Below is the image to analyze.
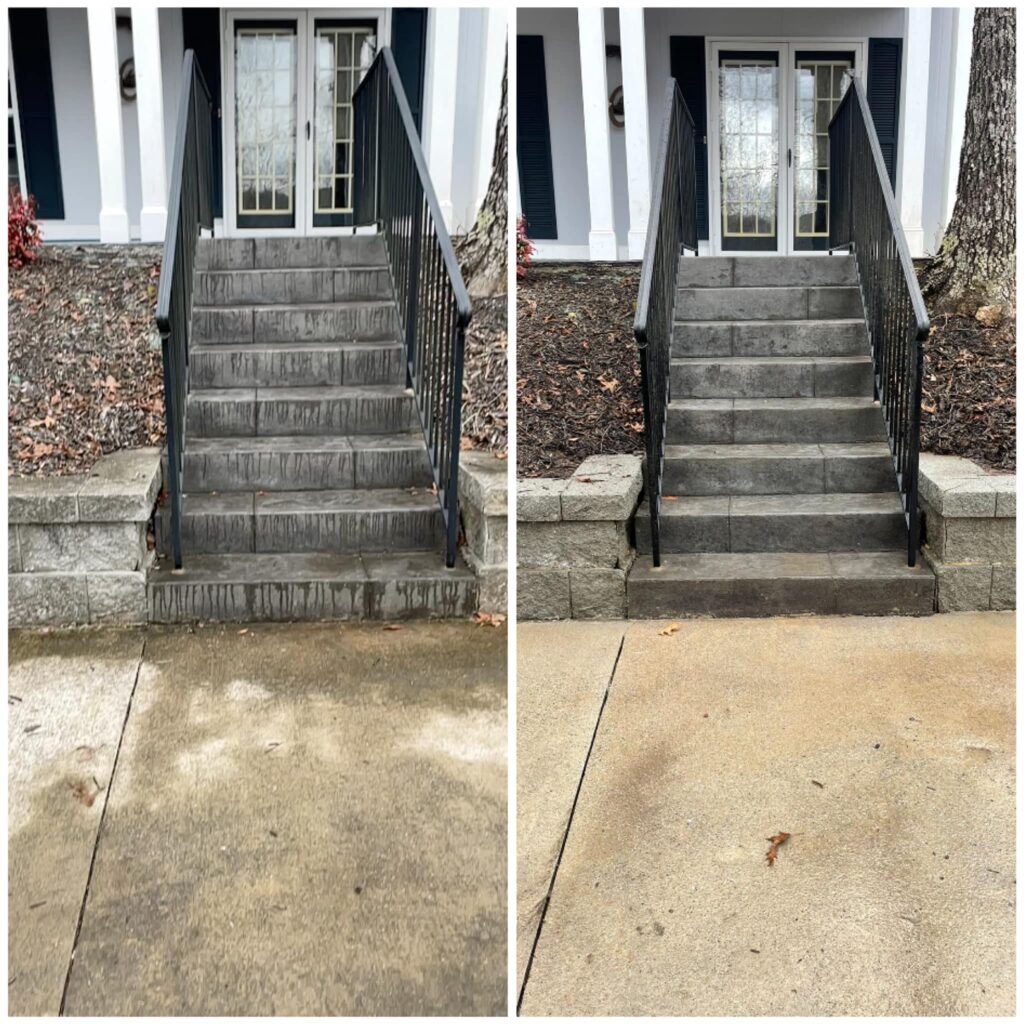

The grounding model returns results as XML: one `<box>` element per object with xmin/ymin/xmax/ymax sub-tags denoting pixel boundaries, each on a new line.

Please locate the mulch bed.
<box><xmin>517</xmin><ymin>262</ymin><xmax>642</xmax><ymax>478</ymax></box>
<box><xmin>920</xmin><ymin>310</ymin><xmax>1015</xmax><ymax>472</ymax></box>
<box><xmin>8</xmin><ymin>245</ymin><xmax>165</xmax><ymax>477</ymax></box>
<box><xmin>461</xmin><ymin>295</ymin><xmax>508</xmax><ymax>454</ymax></box>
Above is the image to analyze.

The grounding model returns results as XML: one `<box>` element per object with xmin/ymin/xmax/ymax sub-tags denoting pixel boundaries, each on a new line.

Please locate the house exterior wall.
<box><xmin>21</xmin><ymin>7</ymin><xmax>496</xmax><ymax>242</ymax></box>
<box><xmin>519</xmin><ymin>7</ymin><xmax>966</xmax><ymax>261</ymax></box>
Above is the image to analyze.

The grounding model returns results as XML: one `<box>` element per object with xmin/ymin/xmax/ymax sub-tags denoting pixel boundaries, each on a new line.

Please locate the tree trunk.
<box><xmin>457</xmin><ymin>57</ymin><xmax>507</xmax><ymax>299</ymax></box>
<box><xmin>920</xmin><ymin>8</ymin><xmax>1016</xmax><ymax>313</ymax></box>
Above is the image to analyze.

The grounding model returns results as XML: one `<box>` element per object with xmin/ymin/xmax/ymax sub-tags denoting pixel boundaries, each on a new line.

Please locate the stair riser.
<box><xmin>197</xmin><ymin>236</ymin><xmax>388</xmax><ymax>271</ymax></box>
<box><xmin>195</xmin><ymin>267</ymin><xmax>392</xmax><ymax>306</ymax></box>
<box><xmin>627</xmin><ymin>575</ymin><xmax>934</xmax><ymax>618</ymax></box>
<box><xmin>667</xmin><ymin>405</ymin><xmax>885</xmax><ymax>444</ymax></box>
<box><xmin>183</xmin><ymin>447</ymin><xmax>431</xmax><ymax>492</ymax></box>
<box><xmin>671</xmin><ymin>360</ymin><xmax>872</xmax><ymax>399</ymax></box>
<box><xmin>158</xmin><ymin>508</ymin><xmax>440</xmax><ymax>556</ymax></box>
<box><xmin>676</xmin><ymin>287</ymin><xmax>862</xmax><ymax>321</ymax></box>
<box><xmin>187</xmin><ymin>395</ymin><xmax>416</xmax><ymax>437</ymax></box>
<box><xmin>148</xmin><ymin>576</ymin><xmax>476</xmax><ymax>623</ymax></box>
<box><xmin>191</xmin><ymin>345</ymin><xmax>404</xmax><ymax>388</ymax></box>
<box><xmin>193</xmin><ymin>304</ymin><xmax>399</xmax><ymax>344</ymax></box>
<box><xmin>673</xmin><ymin>320</ymin><xmax>868</xmax><ymax>358</ymax></box>
<box><xmin>663</xmin><ymin>454</ymin><xmax>895</xmax><ymax>495</ymax></box>
<box><xmin>676</xmin><ymin>257</ymin><xmax>857</xmax><ymax>288</ymax></box>
<box><xmin>635</xmin><ymin>511</ymin><xmax>905</xmax><ymax>554</ymax></box>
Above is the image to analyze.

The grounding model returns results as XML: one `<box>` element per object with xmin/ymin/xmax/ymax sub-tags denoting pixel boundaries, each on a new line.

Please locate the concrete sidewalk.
<box><xmin>518</xmin><ymin>613</ymin><xmax>1015</xmax><ymax>1017</ymax></box>
<box><xmin>9</xmin><ymin>621</ymin><xmax>507</xmax><ymax>1016</ymax></box>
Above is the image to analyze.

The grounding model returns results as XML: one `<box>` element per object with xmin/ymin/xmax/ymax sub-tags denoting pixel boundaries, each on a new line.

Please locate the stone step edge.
<box><xmin>626</xmin><ymin>551</ymin><xmax>932</xmax><ymax>580</ymax></box>
<box><xmin>636</xmin><ymin>492</ymin><xmax>904</xmax><ymax>516</ymax></box>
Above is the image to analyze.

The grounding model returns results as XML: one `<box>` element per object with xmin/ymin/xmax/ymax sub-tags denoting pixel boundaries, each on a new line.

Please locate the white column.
<box><xmin>620</xmin><ymin>7</ymin><xmax>650</xmax><ymax>260</ymax></box>
<box><xmin>474</xmin><ymin>7</ymin><xmax>506</xmax><ymax>217</ymax></box>
<box><xmin>132</xmin><ymin>6</ymin><xmax>167</xmax><ymax>241</ymax></box>
<box><xmin>577</xmin><ymin>8</ymin><xmax>616</xmax><ymax>260</ymax></box>
<box><xmin>944</xmin><ymin>7</ymin><xmax>974</xmax><ymax>233</ymax></box>
<box><xmin>897</xmin><ymin>7</ymin><xmax>931</xmax><ymax>257</ymax></box>
<box><xmin>87</xmin><ymin>8</ymin><xmax>130</xmax><ymax>242</ymax></box>
<box><xmin>422</xmin><ymin>7</ymin><xmax>460</xmax><ymax>230</ymax></box>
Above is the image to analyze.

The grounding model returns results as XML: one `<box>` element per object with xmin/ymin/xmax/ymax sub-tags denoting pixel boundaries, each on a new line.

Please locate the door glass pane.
<box><xmin>794</xmin><ymin>61</ymin><xmax>852</xmax><ymax>241</ymax></box>
<box><xmin>235</xmin><ymin>25</ymin><xmax>297</xmax><ymax>228</ymax></box>
<box><xmin>719</xmin><ymin>58</ymin><xmax>778</xmax><ymax>246</ymax></box>
<box><xmin>313</xmin><ymin>22</ymin><xmax>376</xmax><ymax>223</ymax></box>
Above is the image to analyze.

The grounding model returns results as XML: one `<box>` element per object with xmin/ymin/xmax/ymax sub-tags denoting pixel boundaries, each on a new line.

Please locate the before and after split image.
<box><xmin>5</xmin><ymin>2</ymin><xmax>1017</xmax><ymax>1018</ymax></box>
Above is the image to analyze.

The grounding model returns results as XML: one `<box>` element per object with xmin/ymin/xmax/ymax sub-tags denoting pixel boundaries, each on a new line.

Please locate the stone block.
<box><xmin>78</xmin><ymin>449</ymin><xmax>162</xmax><ymax>521</ymax></box>
<box><xmin>9</xmin><ymin>528</ymin><xmax>21</xmax><ymax>572</ymax></box>
<box><xmin>461</xmin><ymin>499</ymin><xmax>508</xmax><ymax>568</ymax></box>
<box><xmin>991</xmin><ymin>476</ymin><xmax>1016</xmax><ymax>517</ymax></box>
<box><xmin>561</xmin><ymin>455</ymin><xmax>644</xmax><ymax>521</ymax></box>
<box><xmin>991</xmin><ymin>563</ymin><xmax>1016</xmax><ymax>610</ymax></box>
<box><xmin>519</xmin><ymin>521</ymin><xmax>620</xmax><ymax>568</ymax></box>
<box><xmin>87</xmin><ymin>572</ymin><xmax>148</xmax><ymax>624</ymax></box>
<box><xmin>570</xmin><ymin>568</ymin><xmax>626</xmax><ymax>619</ymax></box>
<box><xmin>459</xmin><ymin>451</ymin><xmax>508</xmax><ymax>517</ymax></box>
<box><xmin>518</xmin><ymin>568</ymin><xmax>570</xmax><ymax>620</ymax></box>
<box><xmin>928</xmin><ymin>558</ymin><xmax>994</xmax><ymax>613</ymax></box>
<box><xmin>18</xmin><ymin>522</ymin><xmax>146</xmax><ymax>573</ymax></box>
<box><xmin>938</xmin><ymin>517</ymin><xmax>1015</xmax><ymax>563</ymax></box>
<box><xmin>9</xmin><ymin>574</ymin><xmax>89</xmax><ymax>627</ymax></box>
<box><xmin>473</xmin><ymin>564</ymin><xmax>508</xmax><ymax>615</ymax></box>
<box><xmin>8</xmin><ymin>477</ymin><xmax>81</xmax><ymax>524</ymax></box>
<box><xmin>518</xmin><ymin>478</ymin><xmax>567</xmax><ymax>521</ymax></box>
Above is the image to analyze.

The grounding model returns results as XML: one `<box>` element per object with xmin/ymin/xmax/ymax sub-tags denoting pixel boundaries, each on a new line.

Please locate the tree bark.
<box><xmin>457</xmin><ymin>57</ymin><xmax>507</xmax><ymax>299</ymax></box>
<box><xmin>920</xmin><ymin>8</ymin><xmax>1016</xmax><ymax>313</ymax></box>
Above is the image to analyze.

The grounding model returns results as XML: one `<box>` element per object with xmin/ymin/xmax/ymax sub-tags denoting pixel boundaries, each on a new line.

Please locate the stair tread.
<box><xmin>190</xmin><ymin>384</ymin><xmax>411</xmax><ymax>399</ymax></box>
<box><xmin>149</xmin><ymin>550</ymin><xmax>473</xmax><ymax>583</ymax></box>
<box><xmin>677</xmin><ymin>284</ymin><xmax>860</xmax><ymax>291</ymax></box>
<box><xmin>193</xmin><ymin>298</ymin><xmax>395</xmax><ymax>312</ymax></box>
<box><xmin>670</xmin><ymin>396</ymin><xmax>879</xmax><ymax>410</ymax></box>
<box><xmin>665</xmin><ymin>441</ymin><xmax>890</xmax><ymax>458</ymax></box>
<box><xmin>639</xmin><ymin>492</ymin><xmax>903</xmax><ymax>516</ymax></box>
<box><xmin>186</xmin><ymin>432</ymin><xmax>424</xmax><ymax>453</ymax></box>
<box><xmin>175</xmin><ymin>487</ymin><xmax>439</xmax><ymax>513</ymax></box>
<box><xmin>673</xmin><ymin>318</ymin><xmax>863</xmax><ymax>327</ymax></box>
<box><xmin>192</xmin><ymin>339</ymin><xmax>402</xmax><ymax>353</ymax></box>
<box><xmin>198</xmin><ymin>265</ymin><xmax>385</xmax><ymax>276</ymax></box>
<box><xmin>671</xmin><ymin>354</ymin><xmax>870</xmax><ymax>365</ymax></box>
<box><xmin>629</xmin><ymin>550</ymin><xmax>931</xmax><ymax>581</ymax></box>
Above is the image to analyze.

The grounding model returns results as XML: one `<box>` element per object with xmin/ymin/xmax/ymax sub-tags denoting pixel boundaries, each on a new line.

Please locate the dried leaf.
<box><xmin>472</xmin><ymin>611</ymin><xmax>506</xmax><ymax>628</ymax></box>
<box><xmin>382</xmin><ymin>624</ymin><xmax>402</xmax><ymax>631</ymax></box>
<box><xmin>765</xmin><ymin>831</ymin><xmax>791</xmax><ymax>866</ymax></box>
<box><xmin>658</xmin><ymin>622</ymin><xmax>680</xmax><ymax>637</ymax></box>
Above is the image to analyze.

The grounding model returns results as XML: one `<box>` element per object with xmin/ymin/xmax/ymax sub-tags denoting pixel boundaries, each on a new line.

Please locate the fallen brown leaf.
<box><xmin>382</xmin><ymin>624</ymin><xmax>402</xmax><ymax>631</ymax></box>
<box><xmin>765</xmin><ymin>831</ymin><xmax>791</xmax><ymax>866</ymax></box>
<box><xmin>658</xmin><ymin>622</ymin><xmax>680</xmax><ymax>636</ymax></box>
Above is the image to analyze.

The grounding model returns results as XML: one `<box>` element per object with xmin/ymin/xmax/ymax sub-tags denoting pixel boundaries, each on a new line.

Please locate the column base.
<box><xmin>627</xmin><ymin>229</ymin><xmax>646</xmax><ymax>261</ymax></box>
<box><xmin>588</xmin><ymin>230</ymin><xmax>618</xmax><ymax>262</ymax></box>
<box><xmin>98</xmin><ymin>208</ymin><xmax>131</xmax><ymax>244</ymax></box>
<box><xmin>139</xmin><ymin>207</ymin><xmax>168</xmax><ymax>244</ymax></box>
<box><xmin>903</xmin><ymin>225</ymin><xmax>925</xmax><ymax>259</ymax></box>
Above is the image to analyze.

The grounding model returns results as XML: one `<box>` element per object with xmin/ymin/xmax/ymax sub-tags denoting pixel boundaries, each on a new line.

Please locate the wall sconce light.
<box><xmin>608</xmin><ymin>85</ymin><xmax>624</xmax><ymax>128</ymax></box>
<box><xmin>119</xmin><ymin>57</ymin><xmax>136</xmax><ymax>101</ymax></box>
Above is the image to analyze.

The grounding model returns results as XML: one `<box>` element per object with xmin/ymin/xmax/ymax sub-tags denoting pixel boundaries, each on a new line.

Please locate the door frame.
<box><xmin>220</xmin><ymin>8</ymin><xmax>390</xmax><ymax>238</ymax></box>
<box><xmin>706</xmin><ymin>37</ymin><xmax>867</xmax><ymax>256</ymax></box>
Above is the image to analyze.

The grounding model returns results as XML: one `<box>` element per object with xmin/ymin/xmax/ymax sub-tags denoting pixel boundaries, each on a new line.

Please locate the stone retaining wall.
<box><xmin>518</xmin><ymin>455</ymin><xmax>642</xmax><ymax>620</ymax></box>
<box><xmin>458</xmin><ymin>451</ymin><xmax>508</xmax><ymax>613</ymax></box>
<box><xmin>9</xmin><ymin>450</ymin><xmax>162</xmax><ymax>627</ymax></box>
<box><xmin>918</xmin><ymin>454</ymin><xmax>1015</xmax><ymax>612</ymax></box>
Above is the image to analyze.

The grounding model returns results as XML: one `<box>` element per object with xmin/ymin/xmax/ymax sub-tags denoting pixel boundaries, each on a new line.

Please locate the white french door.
<box><xmin>222</xmin><ymin>10</ymin><xmax>386</xmax><ymax>237</ymax></box>
<box><xmin>707</xmin><ymin>40</ymin><xmax>864</xmax><ymax>255</ymax></box>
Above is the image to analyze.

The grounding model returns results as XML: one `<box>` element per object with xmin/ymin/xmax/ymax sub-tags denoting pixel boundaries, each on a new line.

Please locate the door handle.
<box><xmin>787</xmin><ymin>148</ymin><xmax>792</xmax><ymax>168</ymax></box>
<box><xmin>306</xmin><ymin>121</ymin><xmax>311</xmax><ymax>141</ymax></box>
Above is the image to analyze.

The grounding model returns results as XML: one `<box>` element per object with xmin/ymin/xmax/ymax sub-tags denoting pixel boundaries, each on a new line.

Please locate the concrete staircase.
<box><xmin>148</xmin><ymin>236</ymin><xmax>476</xmax><ymax>622</ymax></box>
<box><xmin>628</xmin><ymin>255</ymin><xmax>935</xmax><ymax>617</ymax></box>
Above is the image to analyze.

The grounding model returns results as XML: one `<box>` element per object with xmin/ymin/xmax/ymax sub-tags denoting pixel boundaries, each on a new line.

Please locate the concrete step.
<box><xmin>196</xmin><ymin>235</ymin><xmax>388</xmax><ymax>271</ymax></box>
<box><xmin>192</xmin><ymin>300</ymin><xmax>399</xmax><ymax>345</ymax></box>
<box><xmin>635</xmin><ymin>492</ymin><xmax>906</xmax><ymax>554</ymax></box>
<box><xmin>195</xmin><ymin>266</ymin><xmax>393</xmax><ymax>306</ymax></box>
<box><xmin>672</xmin><ymin>319</ymin><xmax>867</xmax><ymax>358</ymax></box>
<box><xmin>662</xmin><ymin>442</ymin><xmax>895</xmax><ymax>496</ymax></box>
<box><xmin>183</xmin><ymin>433</ymin><xmax>432</xmax><ymax>492</ymax></box>
<box><xmin>147</xmin><ymin>550</ymin><xmax>477</xmax><ymax>623</ymax></box>
<box><xmin>190</xmin><ymin>341</ymin><xmax>405</xmax><ymax>389</ymax></box>
<box><xmin>156</xmin><ymin>487</ymin><xmax>442</xmax><ymax>555</ymax></box>
<box><xmin>676</xmin><ymin>255</ymin><xmax>857</xmax><ymax>288</ymax></box>
<box><xmin>675</xmin><ymin>286</ymin><xmax>862</xmax><ymax>321</ymax></box>
<box><xmin>670</xmin><ymin>355</ymin><xmax>872</xmax><ymax>399</ymax></box>
<box><xmin>626</xmin><ymin>551</ymin><xmax>935</xmax><ymax>618</ymax></box>
<box><xmin>186</xmin><ymin>385</ymin><xmax>416</xmax><ymax>438</ymax></box>
<box><xmin>667</xmin><ymin>397</ymin><xmax>886</xmax><ymax>444</ymax></box>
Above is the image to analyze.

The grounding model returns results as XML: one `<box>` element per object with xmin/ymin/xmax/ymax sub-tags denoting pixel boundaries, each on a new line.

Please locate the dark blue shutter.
<box><xmin>516</xmin><ymin>34</ymin><xmax>557</xmax><ymax>239</ymax></box>
<box><xmin>393</xmin><ymin>9</ymin><xmax>428</xmax><ymax>134</ymax></box>
<box><xmin>867</xmin><ymin>38</ymin><xmax>902</xmax><ymax>189</ymax></box>
<box><xmin>9</xmin><ymin>8</ymin><xmax>64</xmax><ymax>219</ymax></box>
<box><xmin>182</xmin><ymin>9</ymin><xmax>222</xmax><ymax>218</ymax></box>
<box><xmin>669</xmin><ymin>36</ymin><xmax>707</xmax><ymax>240</ymax></box>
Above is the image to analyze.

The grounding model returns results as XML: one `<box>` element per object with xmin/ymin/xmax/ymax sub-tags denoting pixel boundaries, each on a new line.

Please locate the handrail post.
<box><xmin>405</xmin><ymin>204</ymin><xmax>422</xmax><ymax>389</ymax></box>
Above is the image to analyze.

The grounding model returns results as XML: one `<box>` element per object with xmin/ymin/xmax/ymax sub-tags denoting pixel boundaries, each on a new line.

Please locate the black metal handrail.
<box><xmin>155</xmin><ymin>50</ymin><xmax>214</xmax><ymax>568</ymax></box>
<box><xmin>353</xmin><ymin>47</ymin><xmax>472</xmax><ymax>568</ymax></box>
<box><xmin>829</xmin><ymin>76</ymin><xmax>929</xmax><ymax>566</ymax></box>
<box><xmin>634</xmin><ymin>79</ymin><xmax>698</xmax><ymax>567</ymax></box>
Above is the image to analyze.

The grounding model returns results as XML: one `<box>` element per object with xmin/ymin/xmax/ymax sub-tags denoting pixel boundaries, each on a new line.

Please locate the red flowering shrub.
<box><xmin>9</xmin><ymin>189</ymin><xmax>42</xmax><ymax>269</ymax></box>
<box><xmin>516</xmin><ymin>216</ymin><xmax>535</xmax><ymax>279</ymax></box>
